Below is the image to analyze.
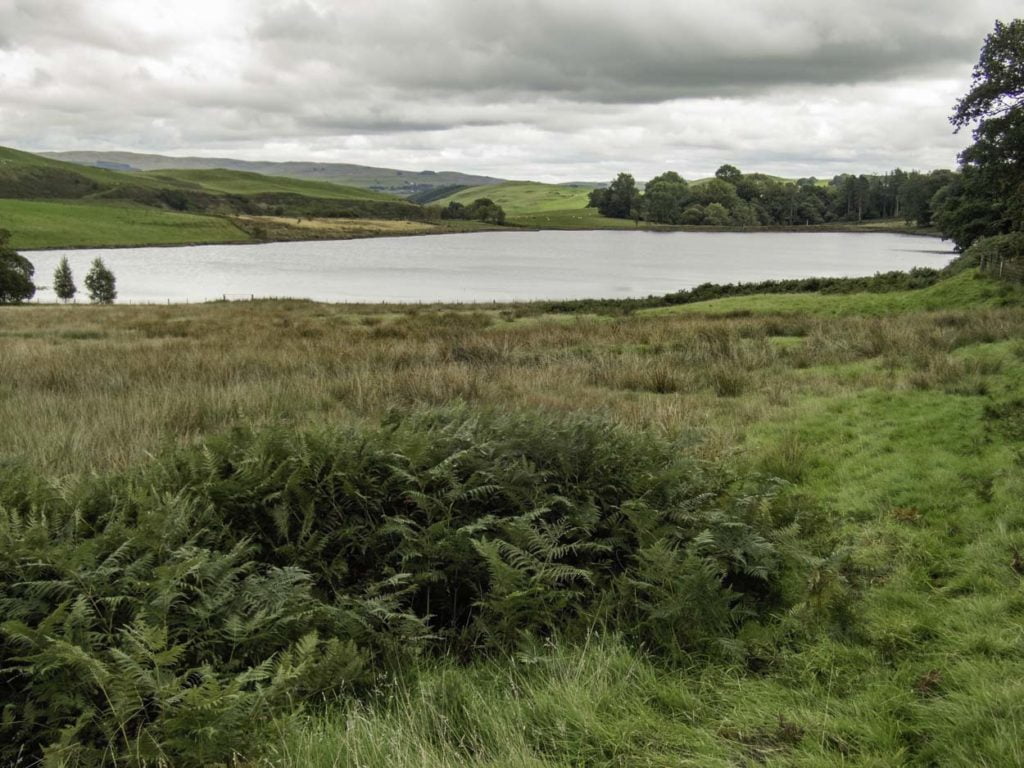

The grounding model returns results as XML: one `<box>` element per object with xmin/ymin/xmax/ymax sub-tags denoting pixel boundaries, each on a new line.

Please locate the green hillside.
<box><xmin>0</xmin><ymin>199</ymin><xmax>247</xmax><ymax>249</ymax></box>
<box><xmin>44</xmin><ymin>150</ymin><xmax>504</xmax><ymax>198</ymax></box>
<box><xmin>436</xmin><ymin>181</ymin><xmax>593</xmax><ymax>215</ymax></box>
<box><xmin>142</xmin><ymin>168</ymin><xmax>395</xmax><ymax>201</ymax></box>
<box><xmin>0</xmin><ymin>146</ymin><xmax>183</xmax><ymax>198</ymax></box>
<box><xmin>0</xmin><ymin>146</ymin><xmax>439</xmax><ymax>248</ymax></box>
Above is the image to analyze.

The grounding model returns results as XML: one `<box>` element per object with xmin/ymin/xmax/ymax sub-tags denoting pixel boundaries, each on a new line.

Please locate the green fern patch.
<box><xmin>0</xmin><ymin>408</ymin><xmax>801</xmax><ymax>765</ymax></box>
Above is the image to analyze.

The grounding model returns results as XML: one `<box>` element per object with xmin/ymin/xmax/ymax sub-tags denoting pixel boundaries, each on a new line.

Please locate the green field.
<box><xmin>436</xmin><ymin>181</ymin><xmax>593</xmax><ymax>215</ymax></box>
<box><xmin>511</xmin><ymin>205</ymin><xmax>650</xmax><ymax>228</ymax></box>
<box><xmin>3</xmin><ymin>269</ymin><xmax>1024</xmax><ymax>765</ymax></box>
<box><xmin>0</xmin><ymin>198</ymin><xmax>249</xmax><ymax>249</ymax></box>
<box><xmin>142</xmin><ymin>168</ymin><xmax>396</xmax><ymax>201</ymax></box>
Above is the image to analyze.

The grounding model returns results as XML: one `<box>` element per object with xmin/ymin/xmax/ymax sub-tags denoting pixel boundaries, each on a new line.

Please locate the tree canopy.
<box><xmin>0</xmin><ymin>229</ymin><xmax>36</xmax><ymax>304</ymax></box>
<box><xmin>939</xmin><ymin>19</ymin><xmax>1024</xmax><ymax>248</ymax></box>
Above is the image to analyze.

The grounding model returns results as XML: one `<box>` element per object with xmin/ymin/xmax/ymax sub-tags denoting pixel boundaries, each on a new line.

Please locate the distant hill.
<box><xmin>435</xmin><ymin>181</ymin><xmax>596</xmax><ymax>215</ymax></box>
<box><xmin>141</xmin><ymin>168</ymin><xmax>395</xmax><ymax>202</ymax></box>
<box><xmin>43</xmin><ymin>151</ymin><xmax>504</xmax><ymax>198</ymax></box>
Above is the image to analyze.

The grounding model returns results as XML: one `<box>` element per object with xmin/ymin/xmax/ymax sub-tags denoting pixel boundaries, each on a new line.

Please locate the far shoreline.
<box><xmin>21</xmin><ymin>217</ymin><xmax>944</xmax><ymax>253</ymax></box>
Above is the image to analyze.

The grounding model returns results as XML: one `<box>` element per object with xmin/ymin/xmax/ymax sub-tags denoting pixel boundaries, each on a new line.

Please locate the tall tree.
<box><xmin>643</xmin><ymin>171</ymin><xmax>690</xmax><ymax>224</ymax></box>
<box><xmin>948</xmin><ymin>19</ymin><xmax>1024</xmax><ymax>242</ymax></box>
<box><xmin>53</xmin><ymin>257</ymin><xmax>77</xmax><ymax>303</ymax></box>
<box><xmin>85</xmin><ymin>258</ymin><xmax>117</xmax><ymax>304</ymax></box>
<box><xmin>597</xmin><ymin>173</ymin><xmax>642</xmax><ymax>219</ymax></box>
<box><xmin>0</xmin><ymin>229</ymin><xmax>35</xmax><ymax>304</ymax></box>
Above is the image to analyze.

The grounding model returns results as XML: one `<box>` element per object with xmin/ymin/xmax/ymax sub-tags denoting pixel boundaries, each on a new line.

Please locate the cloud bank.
<box><xmin>0</xmin><ymin>0</ymin><xmax>1018</xmax><ymax>180</ymax></box>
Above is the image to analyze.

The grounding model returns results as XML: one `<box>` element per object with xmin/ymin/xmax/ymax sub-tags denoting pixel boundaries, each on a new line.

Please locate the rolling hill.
<box><xmin>0</xmin><ymin>146</ymin><xmax>447</xmax><ymax>249</ymax></box>
<box><xmin>43</xmin><ymin>150</ymin><xmax>504</xmax><ymax>198</ymax></box>
<box><xmin>141</xmin><ymin>168</ymin><xmax>396</xmax><ymax>201</ymax></box>
<box><xmin>435</xmin><ymin>181</ymin><xmax>595</xmax><ymax>215</ymax></box>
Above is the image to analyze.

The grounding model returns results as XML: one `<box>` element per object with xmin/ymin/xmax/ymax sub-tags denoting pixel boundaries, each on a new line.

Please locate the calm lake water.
<box><xmin>28</xmin><ymin>230</ymin><xmax>955</xmax><ymax>304</ymax></box>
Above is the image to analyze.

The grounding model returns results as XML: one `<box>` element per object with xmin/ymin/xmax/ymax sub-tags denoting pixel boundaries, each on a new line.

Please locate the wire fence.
<box><xmin>977</xmin><ymin>237</ymin><xmax>1024</xmax><ymax>283</ymax></box>
<box><xmin>30</xmin><ymin>294</ymin><xmax>257</xmax><ymax>305</ymax></box>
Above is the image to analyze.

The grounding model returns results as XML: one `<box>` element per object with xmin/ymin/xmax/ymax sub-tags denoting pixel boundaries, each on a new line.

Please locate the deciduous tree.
<box><xmin>85</xmin><ymin>258</ymin><xmax>117</xmax><ymax>304</ymax></box>
<box><xmin>0</xmin><ymin>229</ymin><xmax>35</xmax><ymax>304</ymax></box>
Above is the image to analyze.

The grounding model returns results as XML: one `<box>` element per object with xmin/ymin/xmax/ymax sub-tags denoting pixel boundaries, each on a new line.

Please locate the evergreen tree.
<box><xmin>53</xmin><ymin>257</ymin><xmax>76</xmax><ymax>303</ymax></box>
<box><xmin>84</xmin><ymin>258</ymin><xmax>116</xmax><ymax>304</ymax></box>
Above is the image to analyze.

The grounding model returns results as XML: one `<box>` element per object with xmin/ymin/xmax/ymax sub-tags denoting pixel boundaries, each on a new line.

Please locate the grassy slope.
<box><xmin>3</xmin><ymin>272</ymin><xmax>1023</xmax><ymax>765</ymax></box>
<box><xmin>0</xmin><ymin>145</ymin><xmax>173</xmax><ymax>191</ymax></box>
<box><xmin>0</xmin><ymin>146</ymin><xmax>434</xmax><ymax>248</ymax></box>
<box><xmin>646</xmin><ymin>270</ymin><xmax>1015</xmax><ymax>316</ymax></box>
<box><xmin>436</xmin><ymin>181</ymin><xmax>593</xmax><ymax>215</ymax></box>
<box><xmin>0</xmin><ymin>199</ymin><xmax>249</xmax><ymax>249</ymax></box>
<box><xmin>141</xmin><ymin>168</ymin><xmax>397</xmax><ymax>201</ymax></box>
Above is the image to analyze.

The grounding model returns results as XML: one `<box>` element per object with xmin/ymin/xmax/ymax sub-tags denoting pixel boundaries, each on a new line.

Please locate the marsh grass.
<box><xmin>3</xmin><ymin>297</ymin><xmax>1021</xmax><ymax>476</ymax></box>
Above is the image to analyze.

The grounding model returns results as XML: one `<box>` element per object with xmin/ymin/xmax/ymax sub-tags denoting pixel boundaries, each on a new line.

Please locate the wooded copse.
<box><xmin>439</xmin><ymin>197</ymin><xmax>507</xmax><ymax>224</ymax></box>
<box><xmin>589</xmin><ymin>166</ymin><xmax>958</xmax><ymax>229</ymax></box>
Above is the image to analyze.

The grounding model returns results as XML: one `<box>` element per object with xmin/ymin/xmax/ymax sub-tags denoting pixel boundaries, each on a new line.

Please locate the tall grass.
<box><xmin>2</xmin><ymin>299</ymin><xmax>1022</xmax><ymax>476</ymax></box>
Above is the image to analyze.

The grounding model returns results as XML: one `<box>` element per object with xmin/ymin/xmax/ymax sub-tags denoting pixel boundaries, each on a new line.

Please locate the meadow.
<box><xmin>436</xmin><ymin>181</ymin><xmax>595</xmax><ymax>215</ymax></box>
<box><xmin>0</xmin><ymin>199</ymin><xmax>249</xmax><ymax>250</ymax></box>
<box><xmin>2</xmin><ymin>268</ymin><xmax>1024</xmax><ymax>765</ymax></box>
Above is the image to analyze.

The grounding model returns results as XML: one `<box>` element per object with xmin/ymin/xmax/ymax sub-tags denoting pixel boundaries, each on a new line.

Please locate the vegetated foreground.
<box><xmin>2</xmin><ymin>268</ymin><xmax>1024</xmax><ymax>766</ymax></box>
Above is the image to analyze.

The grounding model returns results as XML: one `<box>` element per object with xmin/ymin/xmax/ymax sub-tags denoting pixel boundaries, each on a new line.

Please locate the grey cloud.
<box><xmin>247</xmin><ymin>0</ymin><xmax>996</xmax><ymax>103</ymax></box>
<box><xmin>0</xmin><ymin>0</ymin><xmax>1017</xmax><ymax>181</ymax></box>
<box><xmin>0</xmin><ymin>0</ymin><xmax>176</xmax><ymax>56</ymax></box>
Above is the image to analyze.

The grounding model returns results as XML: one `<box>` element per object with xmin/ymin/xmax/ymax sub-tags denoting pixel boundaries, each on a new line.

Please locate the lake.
<box><xmin>27</xmin><ymin>230</ymin><xmax>955</xmax><ymax>304</ymax></box>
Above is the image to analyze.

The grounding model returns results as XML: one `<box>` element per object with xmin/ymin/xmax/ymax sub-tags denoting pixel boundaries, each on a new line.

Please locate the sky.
<box><xmin>0</xmin><ymin>0</ymin><xmax>1019</xmax><ymax>182</ymax></box>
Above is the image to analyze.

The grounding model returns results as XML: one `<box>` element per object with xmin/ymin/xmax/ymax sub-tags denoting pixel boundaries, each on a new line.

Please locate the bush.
<box><xmin>0</xmin><ymin>408</ymin><xmax>800</xmax><ymax>764</ymax></box>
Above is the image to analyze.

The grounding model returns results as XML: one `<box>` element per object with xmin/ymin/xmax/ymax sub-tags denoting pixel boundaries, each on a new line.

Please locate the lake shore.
<box><xmin>18</xmin><ymin>212</ymin><xmax>942</xmax><ymax>252</ymax></box>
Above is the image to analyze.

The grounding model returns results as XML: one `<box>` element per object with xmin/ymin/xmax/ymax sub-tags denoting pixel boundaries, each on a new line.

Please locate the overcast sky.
<box><xmin>0</xmin><ymin>0</ymin><xmax>1018</xmax><ymax>182</ymax></box>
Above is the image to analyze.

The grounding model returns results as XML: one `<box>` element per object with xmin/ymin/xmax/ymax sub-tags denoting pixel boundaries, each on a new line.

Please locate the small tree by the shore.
<box><xmin>0</xmin><ymin>229</ymin><xmax>35</xmax><ymax>304</ymax></box>
<box><xmin>53</xmin><ymin>257</ymin><xmax>76</xmax><ymax>303</ymax></box>
<box><xmin>85</xmin><ymin>258</ymin><xmax>116</xmax><ymax>304</ymax></box>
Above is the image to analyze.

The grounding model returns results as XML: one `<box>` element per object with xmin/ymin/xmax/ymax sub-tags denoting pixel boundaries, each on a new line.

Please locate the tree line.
<box><xmin>0</xmin><ymin>231</ymin><xmax>116</xmax><ymax>304</ymax></box>
<box><xmin>588</xmin><ymin>165</ymin><xmax>958</xmax><ymax>229</ymax></box>
<box><xmin>590</xmin><ymin>18</ymin><xmax>1023</xmax><ymax>256</ymax></box>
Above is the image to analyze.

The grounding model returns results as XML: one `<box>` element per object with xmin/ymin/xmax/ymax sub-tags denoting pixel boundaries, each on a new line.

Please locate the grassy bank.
<box><xmin>2</xmin><ymin>270</ymin><xmax>1023</xmax><ymax>765</ymax></box>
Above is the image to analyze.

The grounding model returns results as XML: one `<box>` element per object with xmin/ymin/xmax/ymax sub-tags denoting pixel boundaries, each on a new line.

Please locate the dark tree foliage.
<box><xmin>0</xmin><ymin>229</ymin><xmax>36</xmax><ymax>304</ymax></box>
<box><xmin>588</xmin><ymin>173</ymin><xmax>641</xmax><ymax>218</ymax></box>
<box><xmin>592</xmin><ymin>166</ymin><xmax>955</xmax><ymax>228</ymax></box>
<box><xmin>84</xmin><ymin>257</ymin><xmax>117</xmax><ymax>304</ymax></box>
<box><xmin>899</xmin><ymin>170</ymin><xmax>957</xmax><ymax>227</ymax></box>
<box><xmin>714</xmin><ymin>164</ymin><xmax>743</xmax><ymax>183</ymax></box>
<box><xmin>943</xmin><ymin>19</ymin><xmax>1024</xmax><ymax>246</ymax></box>
<box><xmin>441</xmin><ymin>197</ymin><xmax>506</xmax><ymax>224</ymax></box>
<box><xmin>643</xmin><ymin>171</ymin><xmax>690</xmax><ymax>224</ymax></box>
